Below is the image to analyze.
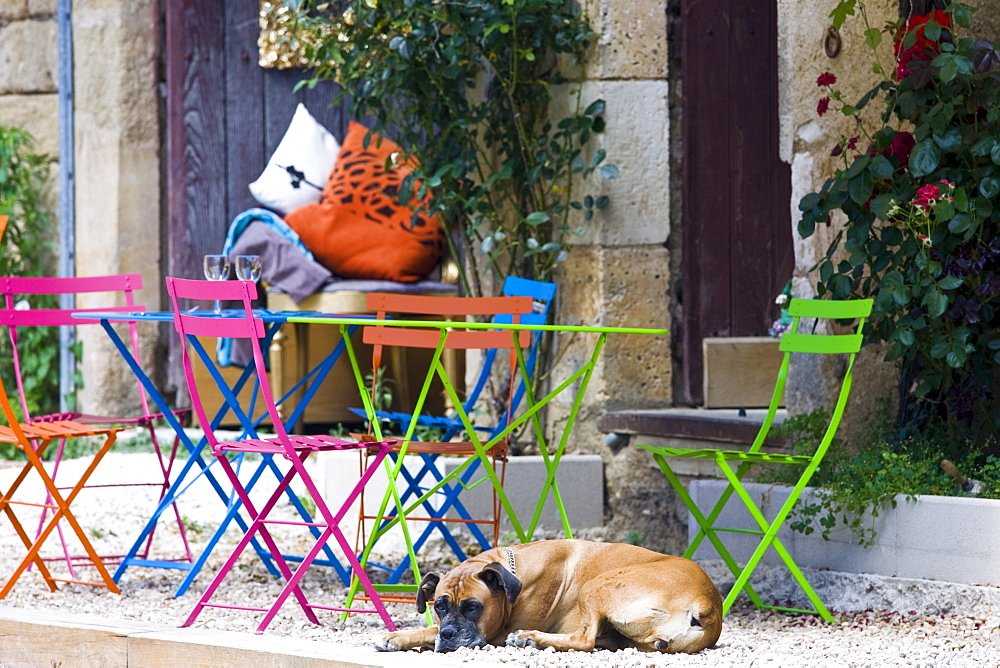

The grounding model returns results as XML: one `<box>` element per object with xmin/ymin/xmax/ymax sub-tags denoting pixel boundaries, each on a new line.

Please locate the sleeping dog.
<box><xmin>375</xmin><ymin>539</ymin><xmax>723</xmax><ymax>654</ymax></box>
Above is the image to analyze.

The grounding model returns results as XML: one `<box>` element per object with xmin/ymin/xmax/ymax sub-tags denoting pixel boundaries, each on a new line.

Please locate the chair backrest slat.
<box><xmin>0</xmin><ymin>304</ymin><xmax>139</xmax><ymax>327</ymax></box>
<box><xmin>363</xmin><ymin>327</ymin><xmax>531</xmax><ymax>350</ymax></box>
<box><xmin>786</xmin><ymin>298</ymin><xmax>873</xmax><ymax>319</ymax></box>
<box><xmin>779</xmin><ymin>331</ymin><xmax>864</xmax><ymax>355</ymax></box>
<box><xmin>367</xmin><ymin>292</ymin><xmax>533</xmax><ymax>317</ymax></box>
<box><xmin>0</xmin><ymin>274</ymin><xmax>142</xmax><ymax>296</ymax></box>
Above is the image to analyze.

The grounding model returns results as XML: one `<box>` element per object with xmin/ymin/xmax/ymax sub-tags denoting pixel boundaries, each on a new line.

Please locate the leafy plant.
<box><xmin>296</xmin><ymin>0</ymin><xmax>617</xmax><ymax>292</ymax></box>
<box><xmin>797</xmin><ymin>1</ymin><xmax>1000</xmax><ymax>449</ymax></box>
<box><xmin>760</xmin><ymin>409</ymin><xmax>999</xmax><ymax>546</ymax></box>
<box><xmin>0</xmin><ymin>125</ymin><xmax>58</xmax><ymax>422</ymax></box>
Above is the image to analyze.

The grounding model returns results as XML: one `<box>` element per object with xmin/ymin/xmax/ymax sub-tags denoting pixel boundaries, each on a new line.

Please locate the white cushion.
<box><xmin>248</xmin><ymin>103</ymin><xmax>340</xmax><ymax>214</ymax></box>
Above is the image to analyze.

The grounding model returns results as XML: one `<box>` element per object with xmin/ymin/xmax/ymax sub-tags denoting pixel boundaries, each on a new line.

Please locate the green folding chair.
<box><xmin>637</xmin><ymin>297</ymin><xmax>873</xmax><ymax>622</ymax></box>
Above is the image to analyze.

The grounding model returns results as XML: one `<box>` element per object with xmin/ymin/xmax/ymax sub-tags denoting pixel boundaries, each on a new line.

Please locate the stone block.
<box><xmin>551</xmin><ymin>79</ymin><xmax>669</xmax><ymax>247</ymax></box>
<box><xmin>0</xmin><ymin>19</ymin><xmax>57</xmax><ymax>94</ymax></box>
<box><xmin>0</xmin><ymin>92</ymin><xmax>59</xmax><ymax>157</ymax></box>
<box><xmin>552</xmin><ymin>245</ymin><xmax>672</xmax><ymax>454</ymax></box>
<box><xmin>584</xmin><ymin>0</ymin><xmax>667</xmax><ymax>80</ymax></box>
<box><xmin>0</xmin><ymin>1</ymin><xmax>28</xmax><ymax>21</ymax></box>
<box><xmin>28</xmin><ymin>0</ymin><xmax>55</xmax><ymax>14</ymax></box>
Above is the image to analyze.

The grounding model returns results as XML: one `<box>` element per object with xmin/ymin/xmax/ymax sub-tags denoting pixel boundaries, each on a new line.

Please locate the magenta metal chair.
<box><xmin>167</xmin><ymin>277</ymin><xmax>397</xmax><ymax>634</ymax></box>
<box><xmin>0</xmin><ymin>274</ymin><xmax>193</xmax><ymax>575</ymax></box>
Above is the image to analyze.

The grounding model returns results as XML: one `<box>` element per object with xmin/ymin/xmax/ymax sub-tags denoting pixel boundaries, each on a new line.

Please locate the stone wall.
<box><xmin>0</xmin><ymin>0</ymin><xmax>59</xmax><ymax>206</ymax></box>
<box><xmin>548</xmin><ymin>0</ymin><xmax>676</xmax><ymax>545</ymax></box>
<box><xmin>71</xmin><ymin>0</ymin><xmax>162</xmax><ymax>415</ymax></box>
<box><xmin>781</xmin><ymin>0</ymin><xmax>1000</xmax><ymax>447</ymax></box>
<box><xmin>2</xmin><ymin>1</ymin><xmax>162</xmax><ymax>416</ymax></box>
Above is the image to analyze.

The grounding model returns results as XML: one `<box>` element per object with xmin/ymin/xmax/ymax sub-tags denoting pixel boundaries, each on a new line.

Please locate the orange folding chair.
<box><xmin>0</xmin><ymin>373</ymin><xmax>123</xmax><ymax>597</ymax></box>
<box><xmin>350</xmin><ymin>292</ymin><xmax>532</xmax><ymax>604</ymax></box>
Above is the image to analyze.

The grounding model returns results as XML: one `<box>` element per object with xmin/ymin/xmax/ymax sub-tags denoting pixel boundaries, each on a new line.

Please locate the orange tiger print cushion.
<box><xmin>285</xmin><ymin>122</ymin><xmax>445</xmax><ymax>283</ymax></box>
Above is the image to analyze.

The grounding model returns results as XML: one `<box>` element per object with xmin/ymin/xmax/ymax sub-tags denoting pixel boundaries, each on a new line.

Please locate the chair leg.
<box><xmin>715</xmin><ymin>459</ymin><xmax>834</xmax><ymax>621</ymax></box>
<box><xmin>650</xmin><ymin>454</ymin><xmax>768</xmax><ymax>612</ymax></box>
<box><xmin>0</xmin><ymin>472</ymin><xmax>59</xmax><ymax>595</ymax></box>
<box><xmin>4</xmin><ymin>435</ymin><xmax>120</xmax><ymax>597</ymax></box>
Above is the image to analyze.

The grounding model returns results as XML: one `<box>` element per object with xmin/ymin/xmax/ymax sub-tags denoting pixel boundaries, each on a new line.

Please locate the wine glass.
<box><xmin>235</xmin><ymin>254</ymin><xmax>263</xmax><ymax>283</ymax></box>
<box><xmin>203</xmin><ymin>254</ymin><xmax>231</xmax><ymax>314</ymax></box>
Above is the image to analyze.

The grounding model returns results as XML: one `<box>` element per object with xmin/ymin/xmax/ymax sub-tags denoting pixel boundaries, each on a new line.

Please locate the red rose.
<box><xmin>883</xmin><ymin>131</ymin><xmax>916</xmax><ymax>168</ymax></box>
<box><xmin>847</xmin><ymin>137</ymin><xmax>859</xmax><ymax>151</ymax></box>
<box><xmin>817</xmin><ymin>97</ymin><xmax>831</xmax><ymax>116</ymax></box>
<box><xmin>816</xmin><ymin>72</ymin><xmax>837</xmax><ymax>87</ymax></box>
<box><xmin>894</xmin><ymin>10</ymin><xmax>951</xmax><ymax>80</ymax></box>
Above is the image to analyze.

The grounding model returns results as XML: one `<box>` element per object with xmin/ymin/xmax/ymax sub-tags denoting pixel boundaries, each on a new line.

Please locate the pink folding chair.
<box><xmin>167</xmin><ymin>277</ymin><xmax>398</xmax><ymax>634</ymax></box>
<box><xmin>0</xmin><ymin>274</ymin><xmax>193</xmax><ymax>575</ymax></box>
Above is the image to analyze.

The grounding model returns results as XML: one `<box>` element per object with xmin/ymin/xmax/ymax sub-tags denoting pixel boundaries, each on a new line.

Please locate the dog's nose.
<box><xmin>439</xmin><ymin>627</ymin><xmax>456</xmax><ymax>640</ymax></box>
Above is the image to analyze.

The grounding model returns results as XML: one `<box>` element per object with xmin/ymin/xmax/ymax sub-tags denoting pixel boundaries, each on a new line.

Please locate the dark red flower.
<box><xmin>883</xmin><ymin>131</ymin><xmax>916</xmax><ymax>168</ymax></box>
<box><xmin>894</xmin><ymin>10</ymin><xmax>952</xmax><ymax>80</ymax></box>
<box><xmin>816</xmin><ymin>72</ymin><xmax>837</xmax><ymax>87</ymax></box>
<box><xmin>817</xmin><ymin>97</ymin><xmax>831</xmax><ymax>116</ymax></box>
<box><xmin>847</xmin><ymin>137</ymin><xmax>859</xmax><ymax>151</ymax></box>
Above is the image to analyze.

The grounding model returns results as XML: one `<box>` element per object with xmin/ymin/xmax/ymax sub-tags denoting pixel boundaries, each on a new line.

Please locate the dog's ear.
<box><xmin>416</xmin><ymin>572</ymin><xmax>441</xmax><ymax>613</ymax></box>
<box><xmin>479</xmin><ymin>562</ymin><xmax>522</xmax><ymax>605</ymax></box>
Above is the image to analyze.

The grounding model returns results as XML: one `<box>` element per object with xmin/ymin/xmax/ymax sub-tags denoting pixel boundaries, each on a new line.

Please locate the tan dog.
<box><xmin>375</xmin><ymin>539</ymin><xmax>723</xmax><ymax>654</ymax></box>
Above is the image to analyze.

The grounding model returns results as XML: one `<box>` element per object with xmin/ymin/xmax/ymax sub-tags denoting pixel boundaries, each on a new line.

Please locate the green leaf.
<box><xmin>933</xmin><ymin>127</ymin><xmax>962</xmax><ymax>153</ymax></box>
<box><xmin>972</xmin><ymin>136</ymin><xmax>997</xmax><ymax>157</ymax></box>
<box><xmin>908</xmin><ymin>140</ymin><xmax>941</xmax><ymax>177</ymax></box>
<box><xmin>525</xmin><ymin>211</ymin><xmax>550</xmax><ymax>225</ymax></box>
<box><xmin>863</xmin><ymin>27</ymin><xmax>882</xmax><ymax>51</ymax></box>
<box><xmin>849</xmin><ymin>170</ymin><xmax>874</xmax><ymax>205</ymax></box>
<box><xmin>923</xmin><ymin>289</ymin><xmax>948</xmax><ymax>318</ymax></box>
<box><xmin>584</xmin><ymin>99</ymin><xmax>606</xmax><ymax>116</ymax></box>
<box><xmin>992</xmin><ymin>143</ymin><xmax>1000</xmax><ymax>165</ymax></box>
<box><xmin>843</xmin><ymin>155</ymin><xmax>870</xmax><ymax>179</ymax></box>
<box><xmin>939</xmin><ymin>54</ymin><xmax>959</xmax><ymax>82</ymax></box>
<box><xmin>868</xmin><ymin>155</ymin><xmax>894</xmax><ymax>179</ymax></box>
<box><xmin>953</xmin><ymin>4</ymin><xmax>973</xmax><ymax>28</ymax></box>
<box><xmin>829</xmin><ymin>0</ymin><xmax>857</xmax><ymax>30</ymax></box>
<box><xmin>938</xmin><ymin>275</ymin><xmax>963</xmax><ymax>290</ymax></box>
<box><xmin>599</xmin><ymin>164</ymin><xmax>619</xmax><ymax>179</ymax></box>
<box><xmin>948</xmin><ymin>213</ymin><xmax>972</xmax><ymax>235</ymax></box>
<box><xmin>981</xmin><ymin>177</ymin><xmax>1000</xmax><ymax>200</ymax></box>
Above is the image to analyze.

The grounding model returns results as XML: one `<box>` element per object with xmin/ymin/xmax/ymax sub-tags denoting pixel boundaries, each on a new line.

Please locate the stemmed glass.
<box><xmin>235</xmin><ymin>254</ymin><xmax>263</xmax><ymax>283</ymax></box>
<box><xmin>202</xmin><ymin>254</ymin><xmax>230</xmax><ymax>314</ymax></box>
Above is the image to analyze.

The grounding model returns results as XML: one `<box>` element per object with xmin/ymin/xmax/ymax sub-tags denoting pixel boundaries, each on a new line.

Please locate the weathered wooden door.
<box><xmin>679</xmin><ymin>0</ymin><xmax>793</xmax><ymax>405</ymax></box>
<box><xmin>164</xmin><ymin>1</ymin><xmax>348</xmax><ymax>283</ymax></box>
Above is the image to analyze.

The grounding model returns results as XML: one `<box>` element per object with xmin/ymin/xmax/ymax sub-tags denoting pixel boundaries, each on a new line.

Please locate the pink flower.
<box><xmin>816</xmin><ymin>72</ymin><xmax>837</xmax><ymax>87</ymax></box>
<box><xmin>817</xmin><ymin>97</ymin><xmax>831</xmax><ymax>116</ymax></box>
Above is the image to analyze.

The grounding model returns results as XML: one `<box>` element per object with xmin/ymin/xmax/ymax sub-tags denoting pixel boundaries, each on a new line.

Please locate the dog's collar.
<box><xmin>503</xmin><ymin>546</ymin><xmax>516</xmax><ymax>576</ymax></box>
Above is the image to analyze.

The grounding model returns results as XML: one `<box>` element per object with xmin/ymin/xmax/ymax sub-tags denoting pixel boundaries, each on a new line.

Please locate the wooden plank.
<box><xmin>224</xmin><ymin>1</ymin><xmax>265</xmax><ymax>220</ymax></box>
<box><xmin>681</xmin><ymin>0</ymin><xmax>734</xmax><ymax>405</ymax></box>
<box><xmin>165</xmin><ymin>0</ymin><xmax>227</xmax><ymax>279</ymax></box>
<box><xmin>702</xmin><ymin>336</ymin><xmax>783</xmax><ymax>408</ymax></box>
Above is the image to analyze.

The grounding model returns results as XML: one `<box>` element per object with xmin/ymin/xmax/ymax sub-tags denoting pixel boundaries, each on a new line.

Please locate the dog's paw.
<box><xmin>505</xmin><ymin>631</ymin><xmax>538</xmax><ymax>649</ymax></box>
<box><xmin>372</xmin><ymin>634</ymin><xmax>406</xmax><ymax>652</ymax></box>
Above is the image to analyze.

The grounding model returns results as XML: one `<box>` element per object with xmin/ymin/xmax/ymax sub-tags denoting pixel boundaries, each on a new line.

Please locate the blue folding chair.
<box><xmin>350</xmin><ymin>277</ymin><xmax>556</xmax><ymax>583</ymax></box>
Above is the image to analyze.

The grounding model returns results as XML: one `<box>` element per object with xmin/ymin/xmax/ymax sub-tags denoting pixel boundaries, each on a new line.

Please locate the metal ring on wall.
<box><xmin>825</xmin><ymin>26</ymin><xmax>843</xmax><ymax>58</ymax></box>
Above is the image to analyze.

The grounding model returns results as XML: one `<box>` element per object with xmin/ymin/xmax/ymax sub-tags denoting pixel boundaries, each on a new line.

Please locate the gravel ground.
<box><xmin>2</xmin><ymin>450</ymin><xmax>999</xmax><ymax>666</ymax></box>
